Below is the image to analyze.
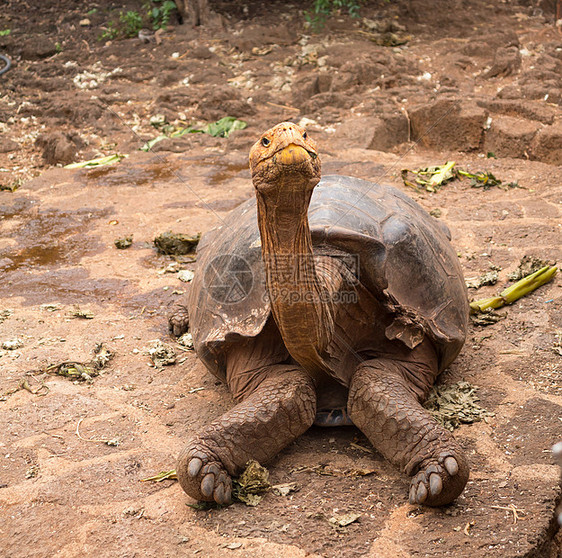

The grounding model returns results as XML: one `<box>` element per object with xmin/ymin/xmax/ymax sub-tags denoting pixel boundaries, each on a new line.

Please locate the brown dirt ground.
<box><xmin>1</xmin><ymin>1</ymin><xmax>561</xmax><ymax>556</ymax></box>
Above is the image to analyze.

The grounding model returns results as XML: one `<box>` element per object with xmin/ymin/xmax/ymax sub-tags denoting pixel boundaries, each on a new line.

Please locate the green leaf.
<box><xmin>0</xmin><ymin>29</ymin><xmax>11</xmax><ymax>36</ymax></box>
<box><xmin>470</xmin><ymin>265</ymin><xmax>558</xmax><ymax>314</ymax></box>
<box><xmin>64</xmin><ymin>154</ymin><xmax>126</xmax><ymax>169</ymax></box>
<box><xmin>140</xmin><ymin>135</ymin><xmax>167</xmax><ymax>152</ymax></box>
<box><xmin>205</xmin><ymin>117</ymin><xmax>248</xmax><ymax>138</ymax></box>
<box><xmin>140</xmin><ymin>118</ymin><xmax>245</xmax><ymax>151</ymax></box>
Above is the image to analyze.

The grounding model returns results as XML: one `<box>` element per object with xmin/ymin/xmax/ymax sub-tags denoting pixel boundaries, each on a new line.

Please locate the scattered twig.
<box><xmin>349</xmin><ymin>441</ymin><xmax>373</xmax><ymax>453</ymax></box>
<box><xmin>266</xmin><ymin>101</ymin><xmax>300</xmax><ymax>112</ymax></box>
<box><xmin>141</xmin><ymin>469</ymin><xmax>178</xmax><ymax>482</ymax></box>
<box><xmin>491</xmin><ymin>504</ymin><xmax>526</xmax><ymax>524</ymax></box>
<box><xmin>75</xmin><ymin>418</ymin><xmax>119</xmax><ymax>446</ymax></box>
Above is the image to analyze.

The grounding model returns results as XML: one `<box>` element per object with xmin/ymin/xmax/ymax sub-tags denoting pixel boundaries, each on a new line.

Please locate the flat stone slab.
<box><xmin>1</xmin><ymin>149</ymin><xmax>561</xmax><ymax>557</ymax></box>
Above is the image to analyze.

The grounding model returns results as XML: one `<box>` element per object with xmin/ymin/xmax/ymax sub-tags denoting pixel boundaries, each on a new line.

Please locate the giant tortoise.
<box><xmin>170</xmin><ymin>121</ymin><xmax>469</xmax><ymax>507</ymax></box>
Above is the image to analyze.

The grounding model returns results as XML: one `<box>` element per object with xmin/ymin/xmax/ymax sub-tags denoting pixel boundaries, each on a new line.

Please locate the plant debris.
<box><xmin>553</xmin><ymin>331</ymin><xmax>562</xmax><ymax>357</ymax></box>
<box><xmin>466</xmin><ymin>271</ymin><xmax>498</xmax><ymax>289</ymax></box>
<box><xmin>68</xmin><ymin>306</ymin><xmax>94</xmax><ymax>319</ymax></box>
<box><xmin>141</xmin><ymin>469</ymin><xmax>178</xmax><ymax>482</ymax></box>
<box><xmin>76</xmin><ymin>417</ymin><xmax>119</xmax><ymax>446</ymax></box>
<box><xmin>26</xmin><ymin>465</ymin><xmax>39</xmax><ymax>479</ymax></box>
<box><xmin>206</xmin><ymin>117</ymin><xmax>248</xmax><ymax>138</ymax></box>
<box><xmin>142</xmin><ymin>460</ymin><xmax>271</xmax><ymax>507</ymax></box>
<box><xmin>177</xmin><ymin>332</ymin><xmax>194</xmax><ymax>349</ymax></box>
<box><xmin>491</xmin><ymin>504</ymin><xmax>526</xmax><ymax>524</ymax></box>
<box><xmin>470</xmin><ymin>309</ymin><xmax>506</xmax><ymax>326</ymax></box>
<box><xmin>154</xmin><ymin>231</ymin><xmax>200</xmax><ymax>255</ymax></box>
<box><xmin>470</xmin><ymin>265</ymin><xmax>557</xmax><ymax>314</ymax></box>
<box><xmin>0</xmin><ymin>309</ymin><xmax>12</xmax><ymax>323</ymax></box>
<box><xmin>424</xmin><ymin>381</ymin><xmax>493</xmax><ymax>431</ymax></box>
<box><xmin>147</xmin><ymin>340</ymin><xmax>176</xmax><ymax>366</ymax></box>
<box><xmin>114</xmin><ymin>235</ymin><xmax>133</xmax><ymax>249</ymax></box>
<box><xmin>41</xmin><ymin>303</ymin><xmax>61</xmax><ymax>312</ymax></box>
<box><xmin>271</xmin><ymin>482</ymin><xmax>298</xmax><ymax>496</ymax></box>
<box><xmin>291</xmin><ymin>464</ymin><xmax>377</xmax><ymax>478</ymax></box>
<box><xmin>401</xmin><ymin>161</ymin><xmax>456</xmax><ymax>193</ymax></box>
<box><xmin>64</xmin><ymin>153</ymin><xmax>126</xmax><ymax>169</ymax></box>
<box><xmin>402</xmin><ymin>161</ymin><xmax>520</xmax><ymax>193</ymax></box>
<box><xmin>507</xmin><ymin>256</ymin><xmax>553</xmax><ymax>282</ymax></box>
<box><xmin>457</xmin><ymin>169</ymin><xmax>518</xmax><ymax>190</ymax></box>
<box><xmin>232</xmin><ymin>460</ymin><xmax>271</xmax><ymax>506</ymax></box>
<box><xmin>141</xmin><ymin>117</ymin><xmax>247</xmax><ymax>151</ymax></box>
<box><xmin>0</xmin><ymin>372</ymin><xmax>50</xmax><ymax>401</ymax></box>
<box><xmin>178</xmin><ymin>269</ymin><xmax>195</xmax><ymax>283</ymax></box>
<box><xmin>0</xmin><ymin>178</ymin><xmax>22</xmax><ymax>192</ymax></box>
<box><xmin>46</xmin><ymin>343</ymin><xmax>113</xmax><ymax>382</ymax></box>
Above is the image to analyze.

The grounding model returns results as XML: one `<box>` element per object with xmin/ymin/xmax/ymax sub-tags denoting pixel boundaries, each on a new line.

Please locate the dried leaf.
<box><xmin>507</xmin><ymin>256</ymin><xmax>553</xmax><ymax>282</ymax></box>
<box><xmin>329</xmin><ymin>512</ymin><xmax>361</xmax><ymax>527</ymax></box>
<box><xmin>470</xmin><ymin>309</ymin><xmax>505</xmax><ymax>326</ymax></box>
<box><xmin>114</xmin><ymin>235</ymin><xmax>133</xmax><ymax>249</ymax></box>
<box><xmin>232</xmin><ymin>460</ymin><xmax>271</xmax><ymax>506</ymax></box>
<box><xmin>272</xmin><ymin>482</ymin><xmax>298</xmax><ymax>496</ymax></box>
<box><xmin>141</xmin><ymin>469</ymin><xmax>178</xmax><ymax>482</ymax></box>
<box><xmin>466</xmin><ymin>271</ymin><xmax>498</xmax><ymax>289</ymax></box>
<box><xmin>147</xmin><ymin>340</ymin><xmax>176</xmax><ymax>367</ymax></box>
<box><xmin>424</xmin><ymin>381</ymin><xmax>494</xmax><ymax>431</ymax></box>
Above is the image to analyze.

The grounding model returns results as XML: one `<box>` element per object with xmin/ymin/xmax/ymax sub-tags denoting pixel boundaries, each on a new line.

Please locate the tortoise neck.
<box><xmin>256</xmin><ymin>187</ymin><xmax>334</xmax><ymax>373</ymax></box>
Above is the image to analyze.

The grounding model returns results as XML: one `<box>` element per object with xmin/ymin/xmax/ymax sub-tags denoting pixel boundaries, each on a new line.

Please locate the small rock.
<box><xmin>35</xmin><ymin>132</ymin><xmax>84</xmax><ymax>165</ymax></box>
<box><xmin>178</xmin><ymin>270</ymin><xmax>194</xmax><ymax>283</ymax></box>
<box><xmin>328</xmin><ymin>512</ymin><xmax>361</xmax><ymax>527</ymax></box>
<box><xmin>79</xmin><ymin>18</ymin><xmax>91</xmax><ymax>26</ymax></box>
<box><xmin>2</xmin><ymin>338</ymin><xmax>23</xmax><ymax>350</ymax></box>
<box><xmin>531</xmin><ymin>121</ymin><xmax>562</xmax><ymax>165</ymax></box>
<box><xmin>483</xmin><ymin>116</ymin><xmax>540</xmax><ymax>159</ymax></box>
<box><xmin>0</xmin><ymin>137</ymin><xmax>19</xmax><ymax>153</ymax></box>
<box><xmin>410</xmin><ymin>98</ymin><xmax>487</xmax><ymax>151</ymax></box>
<box><xmin>484</xmin><ymin>46</ymin><xmax>521</xmax><ymax>78</ymax></box>
<box><xmin>333</xmin><ymin>114</ymin><xmax>409</xmax><ymax>152</ymax></box>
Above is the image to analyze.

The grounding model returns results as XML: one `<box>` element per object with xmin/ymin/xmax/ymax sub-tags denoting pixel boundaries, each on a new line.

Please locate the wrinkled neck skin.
<box><xmin>255</xmin><ymin>171</ymin><xmax>341</xmax><ymax>375</ymax></box>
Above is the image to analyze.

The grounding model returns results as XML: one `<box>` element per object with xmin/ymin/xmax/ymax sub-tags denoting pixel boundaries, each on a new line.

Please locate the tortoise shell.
<box><xmin>188</xmin><ymin>175</ymin><xmax>468</xmax><ymax>381</ymax></box>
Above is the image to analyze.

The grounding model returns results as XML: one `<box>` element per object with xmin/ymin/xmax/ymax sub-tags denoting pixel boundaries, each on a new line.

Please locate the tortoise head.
<box><xmin>249</xmin><ymin>122</ymin><xmax>321</xmax><ymax>197</ymax></box>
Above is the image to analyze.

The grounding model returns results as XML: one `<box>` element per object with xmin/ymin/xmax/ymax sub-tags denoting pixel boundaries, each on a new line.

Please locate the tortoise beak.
<box><xmin>274</xmin><ymin>143</ymin><xmax>316</xmax><ymax>166</ymax></box>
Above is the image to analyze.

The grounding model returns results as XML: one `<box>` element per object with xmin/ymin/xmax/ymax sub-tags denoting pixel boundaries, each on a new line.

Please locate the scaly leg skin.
<box><xmin>348</xmin><ymin>359</ymin><xmax>469</xmax><ymax>507</ymax></box>
<box><xmin>168</xmin><ymin>305</ymin><xmax>190</xmax><ymax>336</ymax></box>
<box><xmin>177</xmin><ymin>365</ymin><xmax>316</xmax><ymax>505</ymax></box>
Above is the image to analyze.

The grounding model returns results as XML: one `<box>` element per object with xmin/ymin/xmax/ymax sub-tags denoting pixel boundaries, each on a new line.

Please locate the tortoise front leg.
<box><xmin>177</xmin><ymin>365</ymin><xmax>316</xmax><ymax>505</ymax></box>
<box><xmin>348</xmin><ymin>358</ymin><xmax>469</xmax><ymax>506</ymax></box>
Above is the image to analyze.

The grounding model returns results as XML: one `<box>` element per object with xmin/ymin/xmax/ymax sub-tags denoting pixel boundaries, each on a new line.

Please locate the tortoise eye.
<box><xmin>303</xmin><ymin>131</ymin><xmax>307</xmax><ymax>139</ymax></box>
<box><xmin>261</xmin><ymin>137</ymin><xmax>270</xmax><ymax>147</ymax></box>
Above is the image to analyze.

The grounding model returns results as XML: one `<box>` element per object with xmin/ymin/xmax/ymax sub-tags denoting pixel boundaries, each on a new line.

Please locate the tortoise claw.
<box><xmin>429</xmin><ymin>473</ymin><xmax>442</xmax><ymax>496</ymax></box>
<box><xmin>177</xmin><ymin>441</ymin><xmax>233</xmax><ymax>506</ymax></box>
<box><xmin>201</xmin><ymin>473</ymin><xmax>215</xmax><ymax>498</ymax></box>
<box><xmin>444</xmin><ymin>456</ymin><xmax>459</xmax><ymax>476</ymax></box>
<box><xmin>409</xmin><ymin>451</ymin><xmax>469</xmax><ymax>507</ymax></box>
<box><xmin>416</xmin><ymin>482</ymin><xmax>428</xmax><ymax>503</ymax></box>
<box><xmin>188</xmin><ymin>457</ymin><xmax>203</xmax><ymax>477</ymax></box>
